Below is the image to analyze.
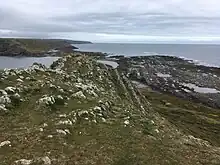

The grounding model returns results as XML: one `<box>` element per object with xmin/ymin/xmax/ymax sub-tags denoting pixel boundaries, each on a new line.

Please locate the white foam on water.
<box><xmin>0</xmin><ymin>56</ymin><xmax>60</xmax><ymax>69</ymax></box>
<box><xmin>182</xmin><ymin>83</ymin><xmax>220</xmax><ymax>94</ymax></box>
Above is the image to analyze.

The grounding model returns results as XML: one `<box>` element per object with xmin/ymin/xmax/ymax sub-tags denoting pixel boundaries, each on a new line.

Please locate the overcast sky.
<box><xmin>0</xmin><ymin>0</ymin><xmax>220</xmax><ymax>43</ymax></box>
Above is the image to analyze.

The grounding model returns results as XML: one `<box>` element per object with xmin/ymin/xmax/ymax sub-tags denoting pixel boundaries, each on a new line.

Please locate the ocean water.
<box><xmin>75</xmin><ymin>43</ymin><xmax>220</xmax><ymax>67</ymax></box>
<box><xmin>0</xmin><ymin>56</ymin><xmax>59</xmax><ymax>69</ymax></box>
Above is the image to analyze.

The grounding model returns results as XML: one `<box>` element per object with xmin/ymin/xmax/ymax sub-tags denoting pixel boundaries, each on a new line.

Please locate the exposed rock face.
<box><xmin>0</xmin><ymin>54</ymin><xmax>220</xmax><ymax>165</ymax></box>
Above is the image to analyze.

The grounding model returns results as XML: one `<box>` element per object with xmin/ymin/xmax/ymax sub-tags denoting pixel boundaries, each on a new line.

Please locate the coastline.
<box><xmin>0</xmin><ymin>38</ymin><xmax>92</xmax><ymax>57</ymax></box>
<box><xmin>0</xmin><ymin>53</ymin><xmax>220</xmax><ymax>164</ymax></box>
<box><xmin>107</xmin><ymin>55</ymin><xmax>220</xmax><ymax>108</ymax></box>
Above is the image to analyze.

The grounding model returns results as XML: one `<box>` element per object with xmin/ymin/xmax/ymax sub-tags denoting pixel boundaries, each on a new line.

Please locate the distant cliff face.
<box><xmin>0</xmin><ymin>54</ymin><xmax>220</xmax><ymax>165</ymax></box>
<box><xmin>0</xmin><ymin>38</ymin><xmax>91</xmax><ymax>57</ymax></box>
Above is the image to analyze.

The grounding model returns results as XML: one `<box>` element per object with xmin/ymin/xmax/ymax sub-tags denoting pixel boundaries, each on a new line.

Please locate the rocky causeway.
<box><xmin>108</xmin><ymin>55</ymin><xmax>220</xmax><ymax>109</ymax></box>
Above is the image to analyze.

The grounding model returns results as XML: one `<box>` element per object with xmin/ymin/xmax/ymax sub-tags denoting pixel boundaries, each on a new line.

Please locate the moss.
<box><xmin>142</xmin><ymin>120</ymin><xmax>154</xmax><ymax>135</ymax></box>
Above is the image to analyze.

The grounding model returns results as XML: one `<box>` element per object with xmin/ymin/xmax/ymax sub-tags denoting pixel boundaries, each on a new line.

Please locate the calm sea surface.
<box><xmin>1</xmin><ymin>43</ymin><xmax>220</xmax><ymax>69</ymax></box>
<box><xmin>0</xmin><ymin>56</ymin><xmax>59</xmax><ymax>69</ymax></box>
<box><xmin>75</xmin><ymin>43</ymin><xmax>220</xmax><ymax>67</ymax></box>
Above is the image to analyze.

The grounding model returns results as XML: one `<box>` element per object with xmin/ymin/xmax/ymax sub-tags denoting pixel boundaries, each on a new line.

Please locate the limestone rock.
<box><xmin>15</xmin><ymin>159</ymin><xmax>32</xmax><ymax>165</ymax></box>
<box><xmin>0</xmin><ymin>104</ymin><xmax>7</xmax><ymax>111</ymax></box>
<box><xmin>0</xmin><ymin>140</ymin><xmax>11</xmax><ymax>147</ymax></box>
<box><xmin>38</xmin><ymin>95</ymin><xmax>55</xmax><ymax>106</ymax></box>
<box><xmin>0</xmin><ymin>95</ymin><xmax>11</xmax><ymax>104</ymax></box>
<box><xmin>71</xmin><ymin>91</ymin><xmax>86</xmax><ymax>99</ymax></box>
<box><xmin>5</xmin><ymin>87</ymin><xmax>16</xmax><ymax>94</ymax></box>
<box><xmin>0</xmin><ymin>89</ymin><xmax>7</xmax><ymax>96</ymax></box>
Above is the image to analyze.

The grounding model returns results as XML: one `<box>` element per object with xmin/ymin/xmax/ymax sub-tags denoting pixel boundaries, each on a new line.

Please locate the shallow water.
<box><xmin>183</xmin><ymin>83</ymin><xmax>220</xmax><ymax>94</ymax></box>
<box><xmin>0</xmin><ymin>56</ymin><xmax>59</xmax><ymax>69</ymax></box>
<box><xmin>75</xmin><ymin>43</ymin><xmax>220</xmax><ymax>67</ymax></box>
<box><xmin>97</xmin><ymin>60</ymin><xmax>119</xmax><ymax>69</ymax></box>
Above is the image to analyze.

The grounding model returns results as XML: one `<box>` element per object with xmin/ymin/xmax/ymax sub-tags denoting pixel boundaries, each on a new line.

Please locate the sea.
<box><xmin>0</xmin><ymin>56</ymin><xmax>59</xmax><ymax>69</ymax></box>
<box><xmin>75</xmin><ymin>43</ymin><xmax>220</xmax><ymax>67</ymax></box>
<box><xmin>1</xmin><ymin>43</ymin><xmax>220</xmax><ymax>69</ymax></box>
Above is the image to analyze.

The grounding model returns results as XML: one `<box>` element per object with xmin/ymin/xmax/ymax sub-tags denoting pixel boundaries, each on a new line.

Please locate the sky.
<box><xmin>0</xmin><ymin>0</ymin><xmax>220</xmax><ymax>43</ymax></box>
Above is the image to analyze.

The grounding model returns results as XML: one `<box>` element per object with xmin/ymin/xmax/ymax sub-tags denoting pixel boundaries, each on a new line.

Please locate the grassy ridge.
<box><xmin>0</xmin><ymin>38</ymin><xmax>91</xmax><ymax>56</ymax></box>
<box><xmin>0</xmin><ymin>54</ymin><xmax>220</xmax><ymax>164</ymax></box>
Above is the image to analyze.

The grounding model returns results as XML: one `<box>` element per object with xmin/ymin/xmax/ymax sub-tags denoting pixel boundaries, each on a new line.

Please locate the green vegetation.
<box><xmin>141</xmin><ymin>88</ymin><xmax>220</xmax><ymax>147</ymax></box>
<box><xmin>0</xmin><ymin>54</ymin><xmax>220</xmax><ymax>164</ymax></box>
<box><xmin>0</xmin><ymin>38</ymin><xmax>91</xmax><ymax>56</ymax></box>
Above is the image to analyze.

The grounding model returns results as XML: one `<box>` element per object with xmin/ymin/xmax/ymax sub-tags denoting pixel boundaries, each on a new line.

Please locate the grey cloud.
<box><xmin>0</xmin><ymin>0</ymin><xmax>220</xmax><ymax>42</ymax></box>
<box><xmin>46</xmin><ymin>12</ymin><xmax>220</xmax><ymax>36</ymax></box>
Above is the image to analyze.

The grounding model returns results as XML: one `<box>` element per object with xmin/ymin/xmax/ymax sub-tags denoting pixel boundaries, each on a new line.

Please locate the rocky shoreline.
<box><xmin>107</xmin><ymin>55</ymin><xmax>220</xmax><ymax>109</ymax></box>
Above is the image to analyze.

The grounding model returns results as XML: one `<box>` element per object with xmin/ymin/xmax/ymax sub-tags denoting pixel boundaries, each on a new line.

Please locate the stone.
<box><xmin>49</xmin><ymin>84</ymin><xmax>56</xmax><ymax>89</ymax></box>
<box><xmin>0</xmin><ymin>95</ymin><xmax>11</xmax><ymax>104</ymax></box>
<box><xmin>69</xmin><ymin>89</ymin><xmax>74</xmax><ymax>93</ymax></box>
<box><xmin>38</xmin><ymin>96</ymin><xmax>56</xmax><ymax>106</ymax></box>
<box><xmin>5</xmin><ymin>87</ymin><xmax>16</xmax><ymax>94</ymax></box>
<box><xmin>0</xmin><ymin>104</ymin><xmax>7</xmax><ymax>111</ymax></box>
<box><xmin>19</xmin><ymin>76</ymin><xmax>24</xmax><ymax>79</ymax></box>
<box><xmin>77</xmin><ymin>110</ymin><xmax>89</xmax><ymax>117</ymax></box>
<box><xmin>64</xmin><ymin>129</ymin><xmax>71</xmax><ymax>134</ymax></box>
<box><xmin>150</xmin><ymin>120</ymin><xmax>155</xmax><ymax>124</ymax></box>
<box><xmin>17</xmin><ymin>78</ymin><xmax>24</xmax><ymax>83</ymax></box>
<box><xmin>0</xmin><ymin>140</ymin><xmax>11</xmax><ymax>147</ymax></box>
<box><xmin>165</xmin><ymin>102</ymin><xmax>172</xmax><ymax>106</ymax></box>
<box><xmin>47</xmin><ymin>135</ymin><xmax>53</xmax><ymax>138</ymax></box>
<box><xmin>56</xmin><ymin>129</ymin><xmax>67</xmax><ymax>135</ymax></box>
<box><xmin>30</xmin><ymin>63</ymin><xmax>46</xmax><ymax>72</ymax></box>
<box><xmin>94</xmin><ymin>106</ymin><xmax>102</xmax><ymax>111</ymax></box>
<box><xmin>43</xmin><ymin>123</ymin><xmax>48</xmax><ymax>127</ymax></box>
<box><xmin>57</xmin><ymin>119</ymin><xmax>73</xmax><ymax>125</ymax></box>
<box><xmin>71</xmin><ymin>91</ymin><xmax>86</xmax><ymax>99</ymax></box>
<box><xmin>0</xmin><ymin>89</ymin><xmax>7</xmax><ymax>96</ymax></box>
<box><xmin>58</xmin><ymin>88</ymin><xmax>65</xmax><ymax>93</ymax></box>
<box><xmin>92</xmin><ymin>119</ymin><xmax>97</xmax><ymax>123</ymax></box>
<box><xmin>41</xmin><ymin>156</ymin><xmax>51</xmax><ymax>165</ymax></box>
<box><xmin>14</xmin><ymin>93</ymin><xmax>21</xmax><ymax>98</ymax></box>
<box><xmin>124</xmin><ymin>120</ymin><xmax>130</xmax><ymax>125</ymax></box>
<box><xmin>183</xmin><ymin>135</ymin><xmax>210</xmax><ymax>147</ymax></box>
<box><xmin>59</xmin><ymin>114</ymin><xmax>67</xmax><ymax>118</ymax></box>
<box><xmin>15</xmin><ymin>159</ymin><xmax>32</xmax><ymax>165</ymax></box>
<box><xmin>88</xmin><ymin>90</ymin><xmax>98</xmax><ymax>97</ymax></box>
<box><xmin>101</xmin><ymin>118</ymin><xmax>106</xmax><ymax>122</ymax></box>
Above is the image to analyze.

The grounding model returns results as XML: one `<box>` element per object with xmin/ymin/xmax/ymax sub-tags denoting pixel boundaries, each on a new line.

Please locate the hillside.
<box><xmin>0</xmin><ymin>54</ymin><xmax>220</xmax><ymax>165</ymax></box>
<box><xmin>0</xmin><ymin>38</ymin><xmax>91</xmax><ymax>57</ymax></box>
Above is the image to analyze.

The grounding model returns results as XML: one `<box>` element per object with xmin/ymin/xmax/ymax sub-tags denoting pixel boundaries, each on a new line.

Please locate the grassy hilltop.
<box><xmin>0</xmin><ymin>38</ymin><xmax>91</xmax><ymax>56</ymax></box>
<box><xmin>0</xmin><ymin>54</ymin><xmax>220</xmax><ymax>165</ymax></box>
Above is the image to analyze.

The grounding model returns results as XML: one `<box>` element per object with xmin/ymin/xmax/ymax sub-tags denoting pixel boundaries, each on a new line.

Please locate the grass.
<box><xmin>141</xmin><ymin>88</ymin><xmax>220</xmax><ymax>147</ymax></box>
<box><xmin>0</xmin><ymin>38</ymin><xmax>83</xmax><ymax>53</ymax></box>
<box><xmin>0</xmin><ymin>54</ymin><xmax>220</xmax><ymax>164</ymax></box>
